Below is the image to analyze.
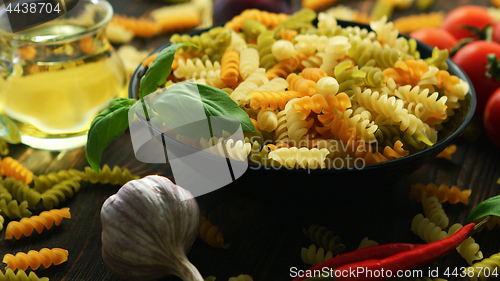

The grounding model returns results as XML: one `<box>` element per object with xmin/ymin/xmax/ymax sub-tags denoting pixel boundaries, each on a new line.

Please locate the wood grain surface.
<box><xmin>0</xmin><ymin>0</ymin><xmax>499</xmax><ymax>280</ymax></box>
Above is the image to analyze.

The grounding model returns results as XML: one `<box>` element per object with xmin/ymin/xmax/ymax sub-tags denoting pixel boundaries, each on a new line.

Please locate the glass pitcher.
<box><xmin>0</xmin><ymin>0</ymin><xmax>126</xmax><ymax>150</ymax></box>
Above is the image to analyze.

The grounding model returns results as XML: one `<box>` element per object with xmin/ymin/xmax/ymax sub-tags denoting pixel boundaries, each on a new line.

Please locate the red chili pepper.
<box><xmin>292</xmin><ymin>243</ymin><xmax>423</xmax><ymax>281</ymax></box>
<box><xmin>333</xmin><ymin>222</ymin><xmax>475</xmax><ymax>281</ymax></box>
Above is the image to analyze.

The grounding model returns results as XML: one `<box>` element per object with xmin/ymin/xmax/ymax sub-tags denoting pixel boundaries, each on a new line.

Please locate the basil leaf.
<box><xmin>85</xmin><ymin>99</ymin><xmax>136</xmax><ymax>172</ymax></box>
<box><xmin>152</xmin><ymin>83</ymin><xmax>254</xmax><ymax>139</ymax></box>
<box><xmin>467</xmin><ymin>195</ymin><xmax>500</xmax><ymax>223</ymax></box>
<box><xmin>139</xmin><ymin>43</ymin><xmax>197</xmax><ymax>99</ymax></box>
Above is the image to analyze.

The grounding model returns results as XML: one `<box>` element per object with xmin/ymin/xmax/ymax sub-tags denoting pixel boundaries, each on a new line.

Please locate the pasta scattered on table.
<box><xmin>410</xmin><ymin>183</ymin><xmax>471</xmax><ymax>204</ymax></box>
<box><xmin>436</xmin><ymin>144</ymin><xmax>457</xmax><ymax>160</ymax></box>
<box><xmin>199</xmin><ymin>216</ymin><xmax>229</xmax><ymax>249</ymax></box>
<box><xmin>6</xmin><ymin>208</ymin><xmax>71</xmax><ymax>240</ymax></box>
<box><xmin>0</xmin><ymin>268</ymin><xmax>49</xmax><ymax>281</ymax></box>
<box><xmin>301</xmin><ymin>244</ymin><xmax>334</xmax><ymax>266</ymax></box>
<box><xmin>3</xmin><ymin>248</ymin><xmax>68</xmax><ymax>271</ymax></box>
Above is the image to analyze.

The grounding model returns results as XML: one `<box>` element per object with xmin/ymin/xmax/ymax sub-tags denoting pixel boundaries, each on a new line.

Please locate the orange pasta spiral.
<box><xmin>301</xmin><ymin>68</ymin><xmax>328</xmax><ymax>83</ymax></box>
<box><xmin>435</xmin><ymin>70</ymin><xmax>463</xmax><ymax>93</ymax></box>
<box><xmin>286</xmin><ymin>73</ymin><xmax>317</xmax><ymax>96</ymax></box>
<box><xmin>280</xmin><ymin>29</ymin><xmax>298</xmax><ymax>41</ymax></box>
<box><xmin>410</xmin><ymin>183</ymin><xmax>471</xmax><ymax>204</ymax></box>
<box><xmin>383</xmin><ymin>59</ymin><xmax>435</xmax><ymax>87</ymax></box>
<box><xmin>199</xmin><ymin>216</ymin><xmax>229</xmax><ymax>249</ymax></box>
<box><xmin>265</xmin><ymin>58</ymin><xmax>299</xmax><ymax>80</ymax></box>
<box><xmin>0</xmin><ymin>157</ymin><xmax>34</xmax><ymax>184</ymax></box>
<box><xmin>248</xmin><ymin>91</ymin><xmax>301</xmax><ymax>110</ymax></box>
<box><xmin>381</xmin><ymin>140</ymin><xmax>409</xmax><ymax>160</ymax></box>
<box><xmin>292</xmin><ymin>93</ymin><xmax>352</xmax><ymax>115</ymax></box>
<box><xmin>6</xmin><ymin>208</ymin><xmax>71</xmax><ymax>240</ymax></box>
<box><xmin>3</xmin><ymin>248</ymin><xmax>68</xmax><ymax>271</ymax></box>
<box><xmin>220</xmin><ymin>49</ymin><xmax>240</xmax><ymax>87</ymax></box>
<box><xmin>111</xmin><ymin>15</ymin><xmax>161</xmax><ymax>38</ymax></box>
<box><xmin>224</xmin><ymin>9</ymin><xmax>288</xmax><ymax>31</ymax></box>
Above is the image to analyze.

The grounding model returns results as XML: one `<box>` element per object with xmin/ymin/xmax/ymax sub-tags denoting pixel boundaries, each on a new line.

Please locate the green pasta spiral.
<box><xmin>242</xmin><ymin>19</ymin><xmax>268</xmax><ymax>42</ymax></box>
<box><xmin>303</xmin><ymin>224</ymin><xmax>345</xmax><ymax>255</ymax></box>
<box><xmin>33</xmin><ymin>170</ymin><xmax>82</xmax><ymax>192</ymax></box>
<box><xmin>78</xmin><ymin>165</ymin><xmax>139</xmax><ymax>186</ymax></box>
<box><xmin>40</xmin><ymin>179</ymin><xmax>80</xmax><ymax>210</ymax></box>
<box><xmin>0</xmin><ymin>185</ymin><xmax>12</xmax><ymax>202</ymax></box>
<box><xmin>0</xmin><ymin>268</ymin><xmax>49</xmax><ymax>281</ymax></box>
<box><xmin>375</xmin><ymin>125</ymin><xmax>433</xmax><ymax>152</ymax></box>
<box><xmin>361</xmin><ymin>66</ymin><xmax>386</xmax><ymax>88</ymax></box>
<box><xmin>170</xmin><ymin>27</ymin><xmax>231</xmax><ymax>60</ymax></box>
<box><xmin>425</xmin><ymin>47</ymin><xmax>448</xmax><ymax>70</ymax></box>
<box><xmin>257</xmin><ymin>31</ymin><xmax>277</xmax><ymax>70</ymax></box>
<box><xmin>1</xmin><ymin>178</ymin><xmax>40</xmax><ymax>209</ymax></box>
<box><xmin>274</xmin><ymin>8</ymin><xmax>316</xmax><ymax>34</ymax></box>
<box><xmin>0</xmin><ymin>199</ymin><xmax>31</xmax><ymax>219</ymax></box>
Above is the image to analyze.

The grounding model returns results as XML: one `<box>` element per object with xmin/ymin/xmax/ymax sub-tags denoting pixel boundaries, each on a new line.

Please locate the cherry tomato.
<box><xmin>453</xmin><ymin>41</ymin><xmax>500</xmax><ymax>114</ymax></box>
<box><xmin>492</xmin><ymin>22</ymin><xmax>500</xmax><ymax>43</ymax></box>
<box><xmin>410</xmin><ymin>28</ymin><xmax>457</xmax><ymax>51</ymax></box>
<box><xmin>484</xmin><ymin>88</ymin><xmax>500</xmax><ymax>148</ymax></box>
<box><xmin>441</xmin><ymin>5</ymin><xmax>495</xmax><ymax>41</ymax></box>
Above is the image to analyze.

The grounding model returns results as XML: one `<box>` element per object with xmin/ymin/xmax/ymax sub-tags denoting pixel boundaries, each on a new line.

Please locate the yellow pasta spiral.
<box><xmin>6</xmin><ymin>207</ymin><xmax>71</xmax><ymax>240</ymax></box>
<box><xmin>464</xmin><ymin>252</ymin><xmax>500</xmax><ymax>281</ymax></box>
<box><xmin>410</xmin><ymin>183</ymin><xmax>471</xmax><ymax>204</ymax></box>
<box><xmin>3</xmin><ymin>248</ymin><xmax>68</xmax><ymax>271</ymax></box>
<box><xmin>421</xmin><ymin>193</ymin><xmax>449</xmax><ymax>229</ymax></box>
<box><xmin>78</xmin><ymin>165</ymin><xmax>139</xmax><ymax>185</ymax></box>
<box><xmin>0</xmin><ymin>199</ymin><xmax>31</xmax><ymax>219</ymax></box>
<box><xmin>1</xmin><ymin>178</ymin><xmax>40</xmax><ymax>209</ymax></box>
<box><xmin>0</xmin><ymin>268</ymin><xmax>49</xmax><ymax>281</ymax></box>
<box><xmin>0</xmin><ymin>157</ymin><xmax>34</xmax><ymax>184</ymax></box>
<box><xmin>286</xmin><ymin>73</ymin><xmax>317</xmax><ymax>96</ymax></box>
<box><xmin>224</xmin><ymin>9</ymin><xmax>288</xmax><ymax>32</ymax></box>
<box><xmin>199</xmin><ymin>216</ymin><xmax>229</xmax><ymax>249</ymax></box>
<box><xmin>292</xmin><ymin>93</ymin><xmax>351</xmax><ymax>115</ymax></box>
<box><xmin>301</xmin><ymin>244</ymin><xmax>333</xmax><ymax>266</ymax></box>
<box><xmin>220</xmin><ymin>49</ymin><xmax>240</xmax><ymax>87</ymax></box>
<box><xmin>248</xmin><ymin>90</ymin><xmax>301</xmax><ymax>110</ymax></box>
<box><xmin>40</xmin><ymin>179</ymin><xmax>80</xmax><ymax>210</ymax></box>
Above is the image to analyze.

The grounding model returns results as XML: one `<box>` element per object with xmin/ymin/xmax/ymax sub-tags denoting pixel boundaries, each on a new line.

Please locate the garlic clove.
<box><xmin>101</xmin><ymin>175</ymin><xmax>203</xmax><ymax>281</ymax></box>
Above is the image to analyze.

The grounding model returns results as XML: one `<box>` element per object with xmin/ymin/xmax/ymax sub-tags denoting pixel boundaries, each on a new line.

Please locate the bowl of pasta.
<box><xmin>129</xmin><ymin>9</ymin><xmax>475</xmax><ymax>195</ymax></box>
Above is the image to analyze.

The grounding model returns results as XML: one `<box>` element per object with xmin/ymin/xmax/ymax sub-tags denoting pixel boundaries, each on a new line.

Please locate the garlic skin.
<box><xmin>101</xmin><ymin>175</ymin><xmax>203</xmax><ymax>281</ymax></box>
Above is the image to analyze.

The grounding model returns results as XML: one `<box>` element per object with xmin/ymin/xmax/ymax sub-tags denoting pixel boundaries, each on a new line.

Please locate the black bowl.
<box><xmin>129</xmin><ymin>20</ymin><xmax>476</xmax><ymax>199</ymax></box>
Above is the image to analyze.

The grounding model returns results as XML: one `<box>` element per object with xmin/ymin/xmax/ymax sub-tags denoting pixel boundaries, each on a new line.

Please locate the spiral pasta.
<box><xmin>272</xmin><ymin>40</ymin><xmax>294</xmax><ymax>61</ymax></box>
<box><xmin>0</xmin><ymin>268</ymin><xmax>49</xmax><ymax>281</ymax></box>
<box><xmin>224</xmin><ymin>9</ymin><xmax>288</xmax><ymax>32</ymax></box>
<box><xmin>111</xmin><ymin>14</ymin><xmax>161</xmax><ymax>38</ymax></box>
<box><xmin>77</xmin><ymin>165</ymin><xmax>139</xmax><ymax>186</ymax></box>
<box><xmin>1</xmin><ymin>178</ymin><xmax>40</xmax><ymax>209</ymax></box>
<box><xmin>174</xmin><ymin>58</ymin><xmax>221</xmax><ymax>80</ymax></box>
<box><xmin>3</xmin><ymin>248</ymin><xmax>68</xmax><ymax>271</ymax></box>
<box><xmin>256</xmin><ymin>31</ymin><xmax>278</xmax><ymax>70</ymax></box>
<box><xmin>357</xmin><ymin>237</ymin><xmax>379</xmax><ymax>249</ymax></box>
<box><xmin>248</xmin><ymin>142</ymin><xmax>281</xmax><ymax>167</ymax></box>
<box><xmin>256</xmin><ymin>110</ymin><xmax>278</xmax><ymax>132</ymax></box>
<box><xmin>249</xmin><ymin>91</ymin><xmax>301</xmax><ymax>111</ymax></box>
<box><xmin>269</xmin><ymin>147</ymin><xmax>329</xmax><ymax>169</ymax></box>
<box><xmin>0</xmin><ymin>199</ymin><xmax>31</xmax><ymax>219</ymax></box>
<box><xmin>6</xmin><ymin>208</ymin><xmax>71</xmax><ymax>240</ymax></box>
<box><xmin>228</xmin><ymin>274</ymin><xmax>253</xmax><ymax>281</ymax></box>
<box><xmin>464</xmin><ymin>252</ymin><xmax>500</xmax><ymax>281</ymax></box>
<box><xmin>199</xmin><ymin>137</ymin><xmax>251</xmax><ymax>161</ymax></box>
<box><xmin>421</xmin><ymin>193</ymin><xmax>449</xmax><ymax>229</ymax></box>
<box><xmin>394</xmin><ymin>85</ymin><xmax>447</xmax><ymax>119</ymax></box>
<box><xmin>0</xmin><ymin>157</ymin><xmax>34</xmax><ymax>184</ymax></box>
<box><xmin>32</xmin><ymin>170</ymin><xmax>82</xmax><ymax>193</ymax></box>
<box><xmin>199</xmin><ymin>216</ymin><xmax>229</xmax><ymax>249</ymax></box>
<box><xmin>410</xmin><ymin>183</ymin><xmax>471</xmax><ymax>204</ymax></box>
<box><xmin>301</xmin><ymin>244</ymin><xmax>334</xmax><ymax>266</ymax></box>
<box><xmin>286</xmin><ymin>73</ymin><xmax>317</xmax><ymax>97</ymax></box>
<box><xmin>303</xmin><ymin>224</ymin><xmax>346</xmax><ymax>255</ymax></box>
<box><xmin>301</xmin><ymin>52</ymin><xmax>324</xmax><ymax>69</ymax></box>
<box><xmin>436</xmin><ymin>144</ymin><xmax>457</xmax><ymax>160</ymax></box>
<box><xmin>393</xmin><ymin>12</ymin><xmax>444</xmax><ymax>34</ymax></box>
<box><xmin>220</xmin><ymin>49</ymin><xmax>240</xmax><ymax>87</ymax></box>
<box><xmin>239</xmin><ymin>48</ymin><xmax>260</xmax><ymax>80</ymax></box>
<box><xmin>266</xmin><ymin>58</ymin><xmax>299</xmax><ymax>80</ymax></box>
<box><xmin>411</xmin><ymin>214</ymin><xmax>483</xmax><ymax>265</ymax></box>
<box><xmin>39</xmin><ymin>179</ymin><xmax>80</xmax><ymax>210</ymax></box>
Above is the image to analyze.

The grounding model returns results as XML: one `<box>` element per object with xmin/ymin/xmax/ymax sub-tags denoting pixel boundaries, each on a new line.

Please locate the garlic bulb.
<box><xmin>101</xmin><ymin>175</ymin><xmax>203</xmax><ymax>281</ymax></box>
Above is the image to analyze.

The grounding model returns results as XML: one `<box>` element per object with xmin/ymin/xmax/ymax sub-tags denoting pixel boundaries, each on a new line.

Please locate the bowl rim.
<box><xmin>129</xmin><ymin>19</ymin><xmax>476</xmax><ymax>174</ymax></box>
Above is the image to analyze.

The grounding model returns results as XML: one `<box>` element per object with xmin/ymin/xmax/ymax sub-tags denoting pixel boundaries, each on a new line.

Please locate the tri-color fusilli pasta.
<box><xmin>0</xmin><ymin>268</ymin><xmax>49</xmax><ymax>281</ymax></box>
<box><xmin>153</xmin><ymin>8</ymin><xmax>471</xmax><ymax>169</ymax></box>
<box><xmin>199</xmin><ymin>216</ymin><xmax>229</xmax><ymax>249</ymax></box>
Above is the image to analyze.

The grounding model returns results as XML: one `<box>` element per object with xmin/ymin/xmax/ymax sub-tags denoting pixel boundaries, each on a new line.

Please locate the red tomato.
<box><xmin>441</xmin><ymin>5</ymin><xmax>495</xmax><ymax>40</ymax></box>
<box><xmin>410</xmin><ymin>28</ymin><xmax>457</xmax><ymax>51</ymax></box>
<box><xmin>492</xmin><ymin>22</ymin><xmax>500</xmax><ymax>43</ymax></box>
<box><xmin>453</xmin><ymin>41</ymin><xmax>500</xmax><ymax>114</ymax></box>
<box><xmin>484</xmin><ymin>88</ymin><xmax>500</xmax><ymax>148</ymax></box>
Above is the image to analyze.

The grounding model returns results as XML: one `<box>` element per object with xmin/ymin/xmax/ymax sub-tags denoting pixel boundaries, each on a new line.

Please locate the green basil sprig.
<box><xmin>467</xmin><ymin>195</ymin><xmax>500</xmax><ymax>223</ymax></box>
<box><xmin>85</xmin><ymin>43</ymin><xmax>255</xmax><ymax>172</ymax></box>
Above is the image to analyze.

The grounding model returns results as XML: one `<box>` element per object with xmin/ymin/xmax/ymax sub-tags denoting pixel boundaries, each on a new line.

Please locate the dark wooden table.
<box><xmin>1</xmin><ymin>0</ymin><xmax>500</xmax><ymax>280</ymax></box>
